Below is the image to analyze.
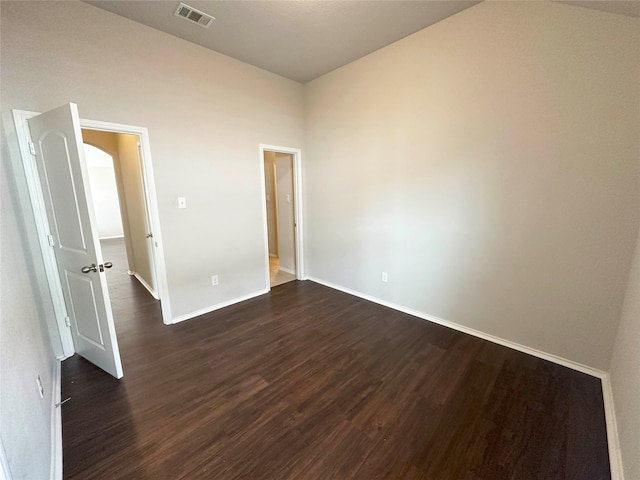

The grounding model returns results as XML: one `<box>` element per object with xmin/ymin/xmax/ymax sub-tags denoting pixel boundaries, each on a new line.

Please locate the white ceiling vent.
<box><xmin>174</xmin><ymin>3</ymin><xmax>215</xmax><ymax>29</ymax></box>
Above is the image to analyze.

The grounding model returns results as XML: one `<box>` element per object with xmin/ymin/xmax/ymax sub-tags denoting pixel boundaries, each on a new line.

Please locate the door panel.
<box><xmin>65</xmin><ymin>272</ymin><xmax>104</xmax><ymax>346</ymax></box>
<box><xmin>28</xmin><ymin>103</ymin><xmax>124</xmax><ymax>379</ymax></box>
<box><xmin>137</xmin><ymin>143</ymin><xmax>158</xmax><ymax>294</ymax></box>
<box><xmin>39</xmin><ymin>134</ymin><xmax>87</xmax><ymax>251</ymax></box>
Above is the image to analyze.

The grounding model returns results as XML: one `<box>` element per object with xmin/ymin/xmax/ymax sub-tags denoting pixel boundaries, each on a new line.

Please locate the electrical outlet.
<box><xmin>36</xmin><ymin>375</ymin><xmax>44</xmax><ymax>398</ymax></box>
<box><xmin>381</xmin><ymin>272</ymin><xmax>388</xmax><ymax>283</ymax></box>
<box><xmin>211</xmin><ymin>274</ymin><xmax>219</xmax><ymax>286</ymax></box>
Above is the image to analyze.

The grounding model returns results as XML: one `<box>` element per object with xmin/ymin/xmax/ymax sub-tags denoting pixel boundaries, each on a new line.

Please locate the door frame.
<box><xmin>12</xmin><ymin>109</ymin><xmax>172</xmax><ymax>359</ymax></box>
<box><xmin>84</xmin><ymin>134</ymin><xmax>160</xmax><ymax>300</ymax></box>
<box><xmin>259</xmin><ymin>144</ymin><xmax>304</xmax><ymax>289</ymax></box>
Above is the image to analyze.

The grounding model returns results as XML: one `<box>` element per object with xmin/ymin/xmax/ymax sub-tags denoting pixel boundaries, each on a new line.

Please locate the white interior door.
<box><xmin>137</xmin><ymin>142</ymin><xmax>158</xmax><ymax>295</ymax></box>
<box><xmin>28</xmin><ymin>103</ymin><xmax>124</xmax><ymax>379</ymax></box>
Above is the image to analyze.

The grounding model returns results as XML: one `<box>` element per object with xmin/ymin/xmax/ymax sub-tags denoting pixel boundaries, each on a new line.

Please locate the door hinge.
<box><xmin>28</xmin><ymin>142</ymin><xmax>36</xmax><ymax>156</ymax></box>
<box><xmin>46</xmin><ymin>234</ymin><xmax>55</xmax><ymax>247</ymax></box>
<box><xmin>64</xmin><ymin>316</ymin><xmax>71</xmax><ymax>328</ymax></box>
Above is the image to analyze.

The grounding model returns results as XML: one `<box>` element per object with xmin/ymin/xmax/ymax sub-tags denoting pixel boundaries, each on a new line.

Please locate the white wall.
<box><xmin>1</xmin><ymin>1</ymin><xmax>305</xmax><ymax>320</ymax></box>
<box><xmin>610</xmin><ymin>219</ymin><xmax>640</xmax><ymax>479</ymax></box>
<box><xmin>264</xmin><ymin>151</ymin><xmax>278</xmax><ymax>256</ymax></box>
<box><xmin>84</xmin><ymin>144</ymin><xmax>124</xmax><ymax>239</ymax></box>
<box><xmin>0</xmin><ymin>122</ymin><xmax>58</xmax><ymax>479</ymax></box>
<box><xmin>275</xmin><ymin>153</ymin><xmax>296</xmax><ymax>273</ymax></box>
<box><xmin>304</xmin><ymin>1</ymin><xmax>640</xmax><ymax>370</ymax></box>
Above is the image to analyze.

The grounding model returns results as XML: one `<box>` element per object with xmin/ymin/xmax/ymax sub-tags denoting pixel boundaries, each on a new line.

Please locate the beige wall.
<box><xmin>304</xmin><ymin>1</ymin><xmax>640</xmax><ymax>370</ymax></box>
<box><xmin>264</xmin><ymin>151</ymin><xmax>278</xmax><ymax>256</ymax></box>
<box><xmin>610</xmin><ymin>219</ymin><xmax>640</xmax><ymax>479</ymax></box>
<box><xmin>1</xmin><ymin>1</ymin><xmax>305</xmax><ymax>321</ymax></box>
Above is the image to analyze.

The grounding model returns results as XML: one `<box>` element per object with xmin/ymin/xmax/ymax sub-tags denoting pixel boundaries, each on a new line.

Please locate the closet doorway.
<box><xmin>260</xmin><ymin>145</ymin><xmax>303</xmax><ymax>288</ymax></box>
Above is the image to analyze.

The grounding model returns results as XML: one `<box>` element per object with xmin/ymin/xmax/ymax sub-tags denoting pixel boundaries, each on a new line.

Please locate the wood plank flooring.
<box><xmin>62</xmin><ymin>242</ymin><xmax>610</xmax><ymax>479</ymax></box>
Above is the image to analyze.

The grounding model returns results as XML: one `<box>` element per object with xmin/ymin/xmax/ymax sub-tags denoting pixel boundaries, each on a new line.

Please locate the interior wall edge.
<box><xmin>601</xmin><ymin>374</ymin><xmax>625</xmax><ymax>480</ymax></box>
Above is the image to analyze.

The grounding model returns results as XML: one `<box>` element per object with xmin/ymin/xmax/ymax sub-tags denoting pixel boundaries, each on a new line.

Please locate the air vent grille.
<box><xmin>175</xmin><ymin>3</ymin><xmax>215</xmax><ymax>28</ymax></box>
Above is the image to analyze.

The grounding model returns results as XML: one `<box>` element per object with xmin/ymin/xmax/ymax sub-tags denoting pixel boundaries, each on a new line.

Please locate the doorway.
<box><xmin>12</xmin><ymin>106</ymin><xmax>170</xmax><ymax>369</ymax></box>
<box><xmin>260</xmin><ymin>145</ymin><xmax>304</xmax><ymax>289</ymax></box>
<box><xmin>82</xmin><ymin>130</ymin><xmax>158</xmax><ymax>302</ymax></box>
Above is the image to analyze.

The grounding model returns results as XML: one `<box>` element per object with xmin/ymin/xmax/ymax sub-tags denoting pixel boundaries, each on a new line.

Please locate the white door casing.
<box><xmin>259</xmin><ymin>144</ymin><xmax>305</xmax><ymax>289</ymax></box>
<box><xmin>28</xmin><ymin>103</ymin><xmax>124</xmax><ymax>379</ymax></box>
<box><xmin>14</xmin><ymin>107</ymin><xmax>171</xmax><ymax>359</ymax></box>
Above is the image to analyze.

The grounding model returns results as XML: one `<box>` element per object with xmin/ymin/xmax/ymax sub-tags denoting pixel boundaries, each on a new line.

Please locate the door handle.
<box><xmin>81</xmin><ymin>264</ymin><xmax>98</xmax><ymax>274</ymax></box>
<box><xmin>81</xmin><ymin>262</ymin><xmax>113</xmax><ymax>273</ymax></box>
<box><xmin>99</xmin><ymin>262</ymin><xmax>113</xmax><ymax>272</ymax></box>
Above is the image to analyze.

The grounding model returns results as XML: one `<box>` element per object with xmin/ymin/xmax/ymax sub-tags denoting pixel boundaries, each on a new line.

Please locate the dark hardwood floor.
<box><xmin>62</xmin><ymin>241</ymin><xmax>610</xmax><ymax>479</ymax></box>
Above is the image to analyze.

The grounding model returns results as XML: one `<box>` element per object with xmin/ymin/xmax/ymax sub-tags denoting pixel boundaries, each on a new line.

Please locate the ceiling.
<box><xmin>84</xmin><ymin>0</ymin><xmax>480</xmax><ymax>83</ymax></box>
<box><xmin>85</xmin><ymin>1</ymin><xmax>640</xmax><ymax>84</ymax></box>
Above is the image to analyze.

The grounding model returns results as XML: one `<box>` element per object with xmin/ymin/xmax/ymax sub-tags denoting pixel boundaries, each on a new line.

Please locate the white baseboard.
<box><xmin>50</xmin><ymin>361</ymin><xmax>62</xmax><ymax>480</ymax></box>
<box><xmin>601</xmin><ymin>375</ymin><xmax>625</xmax><ymax>480</ymax></box>
<box><xmin>306</xmin><ymin>276</ymin><xmax>622</xmax><ymax>478</ymax></box>
<box><xmin>307</xmin><ymin>276</ymin><xmax>604</xmax><ymax>377</ymax></box>
<box><xmin>279</xmin><ymin>266</ymin><xmax>296</xmax><ymax>275</ymax></box>
<box><xmin>171</xmin><ymin>289</ymin><xmax>269</xmax><ymax>324</ymax></box>
<box><xmin>99</xmin><ymin>235</ymin><xmax>125</xmax><ymax>240</ymax></box>
<box><xmin>131</xmin><ymin>272</ymin><xmax>159</xmax><ymax>300</ymax></box>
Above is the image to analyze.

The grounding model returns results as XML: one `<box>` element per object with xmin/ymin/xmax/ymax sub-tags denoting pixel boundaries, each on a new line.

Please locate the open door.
<box><xmin>28</xmin><ymin>103</ymin><xmax>124</xmax><ymax>379</ymax></box>
<box><xmin>137</xmin><ymin>142</ymin><xmax>159</xmax><ymax>296</ymax></box>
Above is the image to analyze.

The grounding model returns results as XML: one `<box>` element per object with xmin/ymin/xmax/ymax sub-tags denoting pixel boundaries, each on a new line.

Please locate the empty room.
<box><xmin>1</xmin><ymin>1</ymin><xmax>639</xmax><ymax>479</ymax></box>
